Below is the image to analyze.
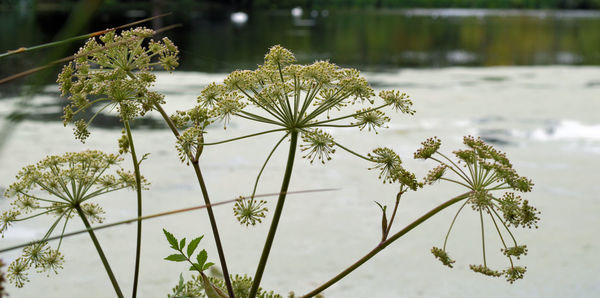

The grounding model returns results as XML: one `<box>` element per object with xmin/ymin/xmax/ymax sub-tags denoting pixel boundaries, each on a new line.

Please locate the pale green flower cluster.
<box><xmin>417</xmin><ymin>136</ymin><xmax>537</xmax><ymax>283</ymax></box>
<box><xmin>57</xmin><ymin>27</ymin><xmax>179</xmax><ymax>142</ymax></box>
<box><xmin>1</xmin><ymin>150</ymin><xmax>145</xmax><ymax>287</ymax></box>
<box><xmin>170</xmin><ymin>273</ymin><xmax>285</xmax><ymax>298</ymax></box>
<box><xmin>170</xmin><ymin>45</ymin><xmax>417</xmax><ymax>225</ymax></box>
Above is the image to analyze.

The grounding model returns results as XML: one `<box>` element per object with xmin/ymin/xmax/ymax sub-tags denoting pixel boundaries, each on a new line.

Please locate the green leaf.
<box><xmin>196</xmin><ymin>249</ymin><xmax>208</xmax><ymax>268</ymax></box>
<box><xmin>164</xmin><ymin>254</ymin><xmax>187</xmax><ymax>262</ymax></box>
<box><xmin>187</xmin><ymin>236</ymin><xmax>203</xmax><ymax>258</ymax></box>
<box><xmin>202</xmin><ymin>262</ymin><xmax>215</xmax><ymax>271</ymax></box>
<box><xmin>188</xmin><ymin>264</ymin><xmax>202</xmax><ymax>272</ymax></box>
<box><xmin>163</xmin><ymin>229</ymin><xmax>178</xmax><ymax>250</ymax></box>
<box><xmin>179</xmin><ymin>238</ymin><xmax>186</xmax><ymax>250</ymax></box>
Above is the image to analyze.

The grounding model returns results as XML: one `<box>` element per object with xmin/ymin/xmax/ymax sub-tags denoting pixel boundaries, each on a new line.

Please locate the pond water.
<box><xmin>0</xmin><ymin>8</ymin><xmax>599</xmax><ymax>298</ymax></box>
<box><xmin>1</xmin><ymin>66</ymin><xmax>599</xmax><ymax>297</ymax></box>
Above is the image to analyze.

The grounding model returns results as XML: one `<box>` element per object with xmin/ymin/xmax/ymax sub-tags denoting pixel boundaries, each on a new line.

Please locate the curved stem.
<box><xmin>249</xmin><ymin>130</ymin><xmax>299</xmax><ymax>298</ymax></box>
<box><xmin>191</xmin><ymin>161</ymin><xmax>236</xmax><ymax>298</ymax></box>
<box><xmin>75</xmin><ymin>206</ymin><xmax>124</xmax><ymax>298</ymax></box>
<box><xmin>308</xmin><ymin>103</ymin><xmax>389</xmax><ymax>127</ymax></box>
<box><xmin>431</xmin><ymin>156</ymin><xmax>472</xmax><ymax>187</ymax></box>
<box><xmin>384</xmin><ymin>190</ymin><xmax>404</xmax><ymax>240</ymax></box>
<box><xmin>479</xmin><ymin>209</ymin><xmax>487</xmax><ymax>267</ymax></box>
<box><xmin>153</xmin><ymin>101</ymin><xmax>234</xmax><ymax>297</ymax></box>
<box><xmin>301</xmin><ymin>192</ymin><xmax>471</xmax><ymax>298</ymax></box>
<box><xmin>251</xmin><ymin>133</ymin><xmax>289</xmax><ymax>198</ymax></box>
<box><xmin>486</xmin><ymin>206</ymin><xmax>514</xmax><ymax>267</ymax></box>
<box><xmin>331</xmin><ymin>140</ymin><xmax>372</xmax><ymax>162</ymax></box>
<box><xmin>124</xmin><ymin>120</ymin><xmax>143</xmax><ymax>298</ymax></box>
<box><xmin>154</xmin><ymin>103</ymin><xmax>180</xmax><ymax>137</ymax></box>
<box><xmin>443</xmin><ymin>199</ymin><xmax>470</xmax><ymax>250</ymax></box>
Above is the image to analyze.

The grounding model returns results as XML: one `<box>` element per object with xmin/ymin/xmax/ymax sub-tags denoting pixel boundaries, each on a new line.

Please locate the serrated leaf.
<box><xmin>196</xmin><ymin>249</ymin><xmax>208</xmax><ymax>268</ymax></box>
<box><xmin>187</xmin><ymin>236</ymin><xmax>203</xmax><ymax>258</ymax></box>
<box><xmin>163</xmin><ymin>229</ymin><xmax>178</xmax><ymax>249</ymax></box>
<box><xmin>179</xmin><ymin>238</ymin><xmax>186</xmax><ymax>250</ymax></box>
<box><xmin>203</xmin><ymin>262</ymin><xmax>215</xmax><ymax>271</ymax></box>
<box><xmin>164</xmin><ymin>254</ymin><xmax>187</xmax><ymax>262</ymax></box>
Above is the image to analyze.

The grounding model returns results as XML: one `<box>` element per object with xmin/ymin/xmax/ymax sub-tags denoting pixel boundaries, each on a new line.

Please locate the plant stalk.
<box><xmin>191</xmin><ymin>161</ymin><xmax>236</xmax><ymax>298</ymax></box>
<box><xmin>249</xmin><ymin>130</ymin><xmax>299</xmax><ymax>298</ymax></box>
<box><xmin>75</xmin><ymin>205</ymin><xmax>124</xmax><ymax>298</ymax></box>
<box><xmin>124</xmin><ymin>120</ymin><xmax>144</xmax><ymax>298</ymax></box>
<box><xmin>154</xmin><ymin>102</ymin><xmax>235</xmax><ymax>297</ymax></box>
<box><xmin>301</xmin><ymin>192</ymin><xmax>471</xmax><ymax>298</ymax></box>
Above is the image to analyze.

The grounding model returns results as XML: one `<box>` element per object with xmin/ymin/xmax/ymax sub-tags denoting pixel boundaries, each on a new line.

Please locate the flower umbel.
<box><xmin>233</xmin><ymin>197</ymin><xmax>269</xmax><ymax>226</ymax></box>
<box><xmin>419</xmin><ymin>136</ymin><xmax>537</xmax><ymax>283</ymax></box>
<box><xmin>2</xmin><ymin>150</ymin><xmax>145</xmax><ymax>287</ymax></box>
<box><xmin>57</xmin><ymin>27</ymin><xmax>179</xmax><ymax>142</ymax></box>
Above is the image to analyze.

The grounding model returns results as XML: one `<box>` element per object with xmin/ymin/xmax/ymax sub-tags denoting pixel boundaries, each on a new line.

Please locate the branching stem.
<box><xmin>301</xmin><ymin>192</ymin><xmax>471</xmax><ymax>298</ymax></box>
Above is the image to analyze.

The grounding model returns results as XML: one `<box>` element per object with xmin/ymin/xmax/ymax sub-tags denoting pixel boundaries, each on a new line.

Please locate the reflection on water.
<box><xmin>1</xmin><ymin>9</ymin><xmax>600</xmax><ymax>76</ymax></box>
<box><xmin>177</xmin><ymin>9</ymin><xmax>600</xmax><ymax>71</ymax></box>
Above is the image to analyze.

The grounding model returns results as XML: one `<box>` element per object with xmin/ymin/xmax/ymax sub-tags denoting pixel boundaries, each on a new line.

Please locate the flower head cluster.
<box><xmin>1</xmin><ymin>150</ymin><xmax>145</xmax><ymax>287</ymax></box>
<box><xmin>300</xmin><ymin>129</ymin><xmax>336</xmax><ymax>164</ymax></box>
<box><xmin>189</xmin><ymin>46</ymin><xmax>415</xmax><ymax>223</ymax></box>
<box><xmin>419</xmin><ymin>136</ymin><xmax>537</xmax><ymax>283</ymax></box>
<box><xmin>170</xmin><ymin>273</ymin><xmax>284</xmax><ymax>298</ymax></box>
<box><xmin>233</xmin><ymin>197</ymin><xmax>269</xmax><ymax>226</ymax></box>
<box><xmin>57</xmin><ymin>27</ymin><xmax>179</xmax><ymax>142</ymax></box>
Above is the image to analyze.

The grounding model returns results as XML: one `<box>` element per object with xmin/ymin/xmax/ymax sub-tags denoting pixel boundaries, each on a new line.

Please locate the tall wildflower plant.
<box><xmin>1</xmin><ymin>151</ymin><xmax>144</xmax><ymax>296</ymax></box>
<box><xmin>56</xmin><ymin>27</ymin><xmax>178</xmax><ymax>297</ymax></box>
<box><xmin>0</xmin><ymin>27</ymin><xmax>541</xmax><ymax>297</ymax></box>
<box><xmin>184</xmin><ymin>45</ymin><xmax>416</xmax><ymax>297</ymax></box>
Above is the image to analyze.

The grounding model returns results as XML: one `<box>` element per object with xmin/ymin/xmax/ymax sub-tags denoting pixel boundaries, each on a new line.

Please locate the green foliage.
<box><xmin>163</xmin><ymin>229</ymin><xmax>214</xmax><ymax>273</ymax></box>
<box><xmin>170</xmin><ymin>274</ymin><xmax>285</xmax><ymax>298</ymax></box>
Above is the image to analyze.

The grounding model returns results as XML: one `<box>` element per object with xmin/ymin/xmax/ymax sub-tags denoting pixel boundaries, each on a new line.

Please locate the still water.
<box><xmin>1</xmin><ymin>66</ymin><xmax>599</xmax><ymax>297</ymax></box>
<box><xmin>0</xmin><ymin>8</ymin><xmax>599</xmax><ymax>298</ymax></box>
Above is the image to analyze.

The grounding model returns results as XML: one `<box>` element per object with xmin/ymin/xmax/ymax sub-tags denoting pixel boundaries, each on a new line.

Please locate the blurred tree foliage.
<box><xmin>2</xmin><ymin>0</ymin><xmax>600</xmax><ymax>11</ymax></box>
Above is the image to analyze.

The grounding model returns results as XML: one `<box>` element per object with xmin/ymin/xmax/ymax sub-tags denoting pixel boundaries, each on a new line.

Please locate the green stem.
<box><xmin>75</xmin><ymin>206</ymin><xmax>124</xmax><ymax>298</ymax></box>
<box><xmin>153</xmin><ymin>101</ymin><xmax>235</xmax><ymax>298</ymax></box>
<box><xmin>124</xmin><ymin>120</ymin><xmax>143</xmax><ymax>298</ymax></box>
<box><xmin>479</xmin><ymin>209</ymin><xmax>487</xmax><ymax>267</ymax></box>
<box><xmin>154</xmin><ymin>103</ymin><xmax>180</xmax><ymax>137</ymax></box>
<box><xmin>251</xmin><ymin>133</ymin><xmax>289</xmax><ymax>198</ymax></box>
<box><xmin>331</xmin><ymin>139</ymin><xmax>372</xmax><ymax>162</ymax></box>
<box><xmin>191</xmin><ymin>161</ymin><xmax>236</xmax><ymax>298</ymax></box>
<box><xmin>249</xmin><ymin>131</ymin><xmax>299</xmax><ymax>298</ymax></box>
<box><xmin>301</xmin><ymin>192</ymin><xmax>471</xmax><ymax>298</ymax></box>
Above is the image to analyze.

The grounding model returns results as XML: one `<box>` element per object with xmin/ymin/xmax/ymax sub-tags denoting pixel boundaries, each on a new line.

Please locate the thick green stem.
<box><xmin>124</xmin><ymin>120</ymin><xmax>143</xmax><ymax>298</ymax></box>
<box><xmin>191</xmin><ymin>161</ymin><xmax>236</xmax><ymax>298</ymax></box>
<box><xmin>153</xmin><ymin>102</ymin><xmax>235</xmax><ymax>298</ymax></box>
<box><xmin>249</xmin><ymin>131</ymin><xmax>299</xmax><ymax>298</ymax></box>
<box><xmin>75</xmin><ymin>206</ymin><xmax>124</xmax><ymax>298</ymax></box>
<box><xmin>301</xmin><ymin>192</ymin><xmax>471</xmax><ymax>298</ymax></box>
